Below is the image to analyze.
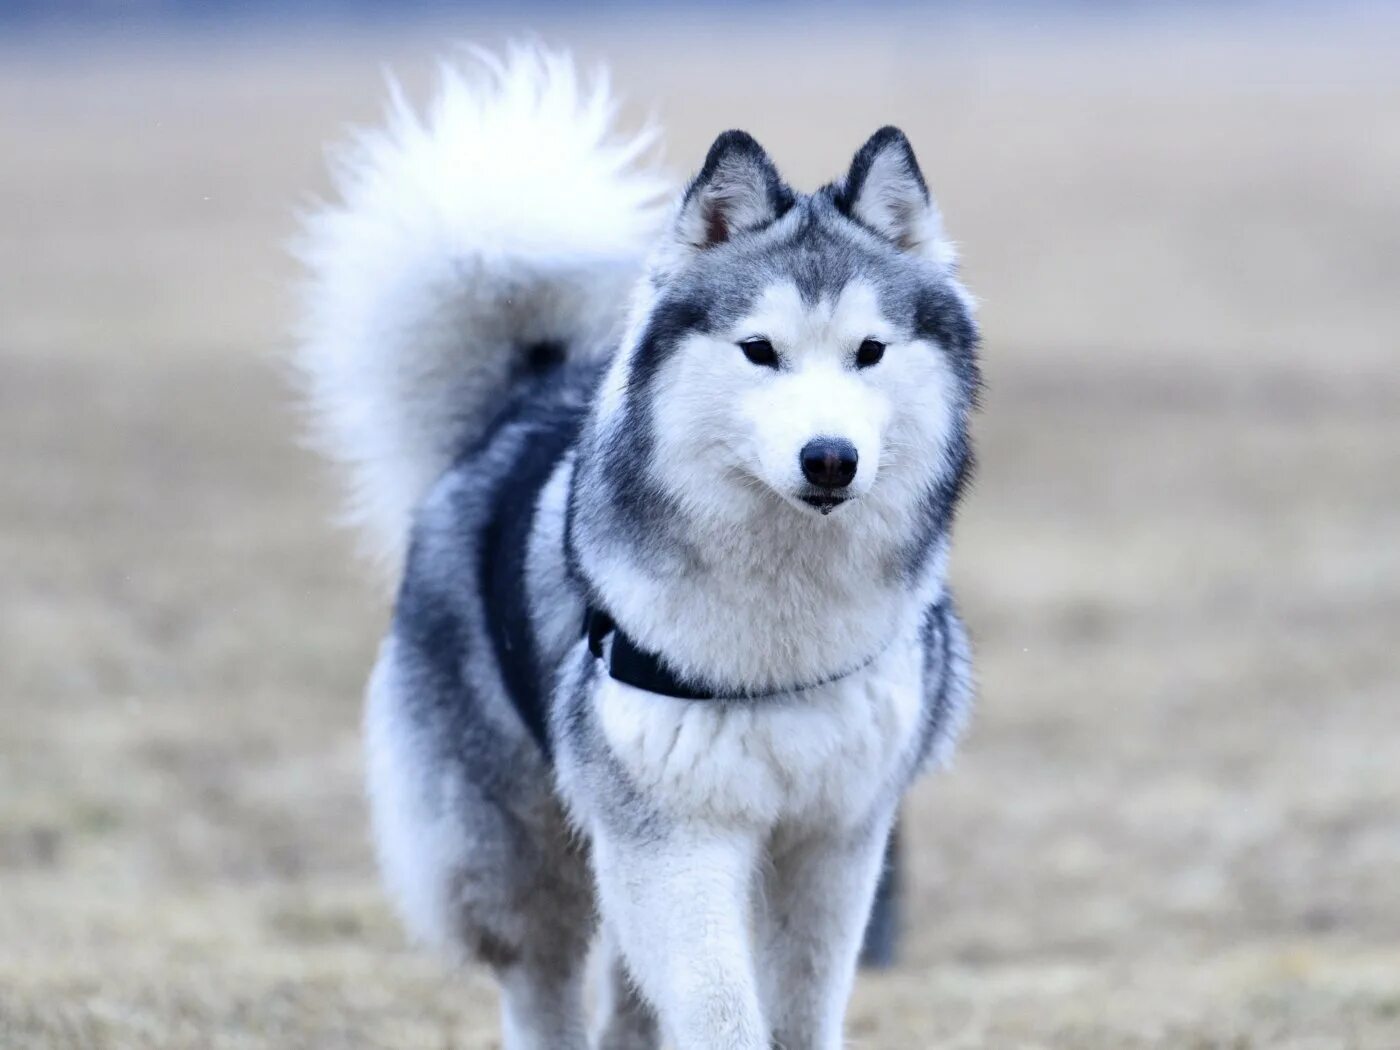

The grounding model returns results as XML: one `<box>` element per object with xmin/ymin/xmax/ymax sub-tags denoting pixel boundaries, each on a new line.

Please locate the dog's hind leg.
<box><xmin>758</xmin><ymin>812</ymin><xmax>896</xmax><ymax>1050</ymax></box>
<box><xmin>497</xmin><ymin>953</ymin><xmax>590</xmax><ymax>1050</ymax></box>
<box><xmin>365</xmin><ymin>642</ymin><xmax>596</xmax><ymax>1048</ymax></box>
<box><xmin>493</xmin><ymin>842</ymin><xmax>597</xmax><ymax>1050</ymax></box>
<box><xmin>489</xmin><ymin>797</ymin><xmax>598</xmax><ymax>1050</ymax></box>
<box><xmin>858</xmin><ymin>820</ymin><xmax>903</xmax><ymax>968</ymax></box>
<box><xmin>594</xmin><ymin>925</ymin><xmax>661</xmax><ymax>1050</ymax></box>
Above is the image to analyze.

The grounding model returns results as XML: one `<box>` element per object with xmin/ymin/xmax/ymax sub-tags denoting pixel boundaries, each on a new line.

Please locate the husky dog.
<box><xmin>298</xmin><ymin>47</ymin><xmax>978</xmax><ymax>1050</ymax></box>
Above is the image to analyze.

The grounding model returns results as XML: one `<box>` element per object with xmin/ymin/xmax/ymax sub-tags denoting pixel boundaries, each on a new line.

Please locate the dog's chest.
<box><xmin>592</xmin><ymin>640</ymin><xmax>923</xmax><ymax>831</ymax></box>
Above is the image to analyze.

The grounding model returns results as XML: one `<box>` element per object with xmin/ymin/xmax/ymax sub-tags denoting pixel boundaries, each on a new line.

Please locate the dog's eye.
<box><xmin>739</xmin><ymin>338</ymin><xmax>779</xmax><ymax>369</ymax></box>
<box><xmin>855</xmin><ymin>338</ymin><xmax>886</xmax><ymax>368</ymax></box>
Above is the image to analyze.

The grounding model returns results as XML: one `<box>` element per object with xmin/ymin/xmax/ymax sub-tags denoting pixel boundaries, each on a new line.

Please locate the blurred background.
<box><xmin>2</xmin><ymin>2</ymin><xmax>1398</xmax><ymax>1047</ymax></box>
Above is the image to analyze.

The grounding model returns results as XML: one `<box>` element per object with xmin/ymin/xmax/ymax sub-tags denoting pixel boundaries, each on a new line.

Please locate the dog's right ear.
<box><xmin>669</xmin><ymin>131</ymin><xmax>793</xmax><ymax>256</ymax></box>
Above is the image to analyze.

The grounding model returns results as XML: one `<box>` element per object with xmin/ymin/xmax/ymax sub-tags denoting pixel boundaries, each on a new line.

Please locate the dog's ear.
<box><xmin>836</xmin><ymin>127</ymin><xmax>955</xmax><ymax>268</ymax></box>
<box><xmin>671</xmin><ymin>131</ymin><xmax>793</xmax><ymax>254</ymax></box>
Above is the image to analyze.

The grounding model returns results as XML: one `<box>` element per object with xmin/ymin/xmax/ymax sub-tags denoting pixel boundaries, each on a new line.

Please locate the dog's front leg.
<box><xmin>759</xmin><ymin>811</ymin><xmax>897</xmax><ymax>1050</ymax></box>
<box><xmin>591</xmin><ymin>825</ymin><xmax>768</xmax><ymax>1050</ymax></box>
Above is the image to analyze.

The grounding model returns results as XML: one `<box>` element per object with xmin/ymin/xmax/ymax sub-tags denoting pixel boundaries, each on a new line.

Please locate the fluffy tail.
<box><xmin>295</xmin><ymin>46</ymin><xmax>668</xmax><ymax>575</ymax></box>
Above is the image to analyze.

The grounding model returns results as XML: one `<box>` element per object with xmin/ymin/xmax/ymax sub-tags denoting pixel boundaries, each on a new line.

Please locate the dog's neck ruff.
<box><xmin>585</xmin><ymin>608</ymin><xmax>884</xmax><ymax>701</ymax></box>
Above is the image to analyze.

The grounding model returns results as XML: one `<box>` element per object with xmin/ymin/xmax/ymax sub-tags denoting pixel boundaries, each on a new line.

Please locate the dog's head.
<box><xmin>601</xmin><ymin>127</ymin><xmax>979</xmax><ymax>541</ymax></box>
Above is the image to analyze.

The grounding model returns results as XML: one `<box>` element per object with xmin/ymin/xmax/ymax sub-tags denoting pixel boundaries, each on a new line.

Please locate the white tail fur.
<box><xmin>295</xmin><ymin>46</ymin><xmax>668</xmax><ymax>576</ymax></box>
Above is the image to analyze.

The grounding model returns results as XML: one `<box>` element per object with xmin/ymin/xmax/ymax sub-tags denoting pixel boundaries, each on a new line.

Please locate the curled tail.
<box><xmin>295</xmin><ymin>46</ymin><xmax>668</xmax><ymax>575</ymax></box>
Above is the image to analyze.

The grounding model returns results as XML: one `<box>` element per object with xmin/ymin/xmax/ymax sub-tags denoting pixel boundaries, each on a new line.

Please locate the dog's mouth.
<box><xmin>799</xmin><ymin>492</ymin><xmax>852</xmax><ymax>516</ymax></box>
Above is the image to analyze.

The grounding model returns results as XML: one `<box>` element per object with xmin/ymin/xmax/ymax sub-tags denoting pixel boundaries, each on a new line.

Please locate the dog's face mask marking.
<box><xmin>658</xmin><ymin>280</ymin><xmax>894</xmax><ymax>515</ymax></box>
<box><xmin>627</xmin><ymin>127</ymin><xmax>979</xmax><ymax>523</ymax></box>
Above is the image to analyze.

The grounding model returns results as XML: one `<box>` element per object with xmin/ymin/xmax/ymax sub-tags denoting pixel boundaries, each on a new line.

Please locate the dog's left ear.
<box><xmin>836</xmin><ymin>127</ymin><xmax>955</xmax><ymax>268</ymax></box>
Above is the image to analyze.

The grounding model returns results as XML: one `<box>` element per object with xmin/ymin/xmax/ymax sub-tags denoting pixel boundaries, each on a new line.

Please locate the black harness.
<box><xmin>584</xmin><ymin>607</ymin><xmax>885</xmax><ymax>702</ymax></box>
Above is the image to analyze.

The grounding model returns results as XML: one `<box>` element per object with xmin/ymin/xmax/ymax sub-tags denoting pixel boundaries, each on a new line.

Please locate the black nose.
<box><xmin>800</xmin><ymin>438</ymin><xmax>859</xmax><ymax>489</ymax></box>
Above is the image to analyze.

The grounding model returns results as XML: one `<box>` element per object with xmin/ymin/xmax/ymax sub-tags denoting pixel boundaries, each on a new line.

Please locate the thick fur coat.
<box><xmin>297</xmin><ymin>47</ymin><xmax>979</xmax><ymax>1050</ymax></box>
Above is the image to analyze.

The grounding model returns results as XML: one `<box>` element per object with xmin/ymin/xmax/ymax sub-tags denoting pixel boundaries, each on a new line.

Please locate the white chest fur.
<box><xmin>591</xmin><ymin>635</ymin><xmax>924</xmax><ymax>833</ymax></box>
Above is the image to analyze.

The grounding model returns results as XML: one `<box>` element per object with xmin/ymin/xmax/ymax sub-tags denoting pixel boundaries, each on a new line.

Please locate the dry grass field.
<box><xmin>2</xmin><ymin>9</ymin><xmax>1399</xmax><ymax>1048</ymax></box>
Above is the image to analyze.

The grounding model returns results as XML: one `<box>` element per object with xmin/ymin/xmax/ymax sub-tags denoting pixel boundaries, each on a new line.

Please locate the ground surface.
<box><xmin>2</xmin><ymin>10</ymin><xmax>1399</xmax><ymax>1049</ymax></box>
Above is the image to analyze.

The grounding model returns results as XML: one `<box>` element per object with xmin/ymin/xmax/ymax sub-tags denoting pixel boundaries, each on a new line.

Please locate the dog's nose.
<box><xmin>800</xmin><ymin>438</ymin><xmax>859</xmax><ymax>489</ymax></box>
